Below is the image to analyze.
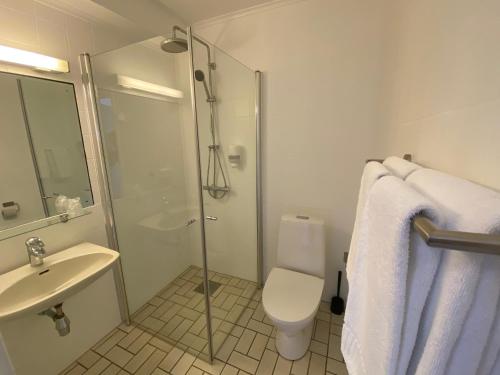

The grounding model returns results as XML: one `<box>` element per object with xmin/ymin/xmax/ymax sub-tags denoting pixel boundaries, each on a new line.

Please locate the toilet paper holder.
<box><xmin>1</xmin><ymin>201</ymin><xmax>20</xmax><ymax>220</ymax></box>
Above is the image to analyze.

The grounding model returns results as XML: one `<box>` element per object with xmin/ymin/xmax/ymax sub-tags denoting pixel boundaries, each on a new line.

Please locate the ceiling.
<box><xmin>37</xmin><ymin>0</ymin><xmax>281</xmax><ymax>40</ymax></box>
<box><xmin>39</xmin><ymin>0</ymin><xmax>148</xmax><ymax>35</ymax></box>
<box><xmin>157</xmin><ymin>0</ymin><xmax>277</xmax><ymax>24</ymax></box>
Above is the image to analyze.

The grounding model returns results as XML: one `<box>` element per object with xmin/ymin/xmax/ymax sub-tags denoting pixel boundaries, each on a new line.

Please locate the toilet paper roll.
<box><xmin>1</xmin><ymin>203</ymin><xmax>20</xmax><ymax>219</ymax></box>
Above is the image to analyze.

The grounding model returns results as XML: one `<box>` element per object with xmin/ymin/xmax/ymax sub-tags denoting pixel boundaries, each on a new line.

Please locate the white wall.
<box><xmin>0</xmin><ymin>1</ymin><xmax>153</xmax><ymax>373</ymax></box>
<box><xmin>378</xmin><ymin>0</ymin><xmax>500</xmax><ymax>191</ymax></box>
<box><xmin>194</xmin><ymin>0</ymin><xmax>389</xmax><ymax>299</ymax></box>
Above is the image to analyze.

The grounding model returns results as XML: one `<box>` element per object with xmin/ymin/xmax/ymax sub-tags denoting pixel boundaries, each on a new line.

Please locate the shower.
<box><xmin>85</xmin><ymin>28</ymin><xmax>262</xmax><ymax>364</ymax></box>
<box><xmin>161</xmin><ymin>26</ymin><xmax>229</xmax><ymax>199</ymax></box>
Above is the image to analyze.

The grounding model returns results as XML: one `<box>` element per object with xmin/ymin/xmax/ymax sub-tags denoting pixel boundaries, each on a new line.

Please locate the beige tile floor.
<box><xmin>131</xmin><ymin>266</ymin><xmax>259</xmax><ymax>360</ymax></box>
<box><xmin>61</xmin><ymin>266</ymin><xmax>347</xmax><ymax>375</ymax></box>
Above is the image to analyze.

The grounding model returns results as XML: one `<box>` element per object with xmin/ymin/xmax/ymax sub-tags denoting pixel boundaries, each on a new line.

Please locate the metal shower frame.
<box><xmin>79</xmin><ymin>27</ymin><xmax>263</xmax><ymax>363</ymax></box>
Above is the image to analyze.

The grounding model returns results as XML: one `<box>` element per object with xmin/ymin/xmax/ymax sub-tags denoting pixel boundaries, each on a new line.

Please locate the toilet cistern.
<box><xmin>26</xmin><ymin>237</ymin><xmax>46</xmax><ymax>267</ymax></box>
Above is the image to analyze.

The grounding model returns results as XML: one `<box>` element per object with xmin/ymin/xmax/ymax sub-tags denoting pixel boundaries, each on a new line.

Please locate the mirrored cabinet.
<box><xmin>0</xmin><ymin>72</ymin><xmax>93</xmax><ymax>237</ymax></box>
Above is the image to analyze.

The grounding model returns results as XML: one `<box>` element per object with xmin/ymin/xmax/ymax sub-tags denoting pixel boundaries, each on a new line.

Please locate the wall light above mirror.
<box><xmin>0</xmin><ymin>71</ymin><xmax>93</xmax><ymax>240</ymax></box>
<box><xmin>0</xmin><ymin>44</ymin><xmax>69</xmax><ymax>73</ymax></box>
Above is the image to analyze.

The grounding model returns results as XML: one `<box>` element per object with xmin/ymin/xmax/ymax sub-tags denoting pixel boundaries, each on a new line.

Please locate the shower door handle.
<box><xmin>205</xmin><ymin>216</ymin><xmax>218</xmax><ymax>221</ymax></box>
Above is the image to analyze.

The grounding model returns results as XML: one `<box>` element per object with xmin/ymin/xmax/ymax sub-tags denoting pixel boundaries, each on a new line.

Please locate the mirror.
<box><xmin>0</xmin><ymin>71</ymin><xmax>93</xmax><ymax>236</ymax></box>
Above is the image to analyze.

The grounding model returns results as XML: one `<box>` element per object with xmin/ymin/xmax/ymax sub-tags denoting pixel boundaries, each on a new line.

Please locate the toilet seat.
<box><xmin>263</xmin><ymin>267</ymin><xmax>324</xmax><ymax>329</ymax></box>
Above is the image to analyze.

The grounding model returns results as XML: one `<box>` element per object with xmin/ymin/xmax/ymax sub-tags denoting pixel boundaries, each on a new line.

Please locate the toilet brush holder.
<box><xmin>330</xmin><ymin>270</ymin><xmax>345</xmax><ymax>315</ymax></box>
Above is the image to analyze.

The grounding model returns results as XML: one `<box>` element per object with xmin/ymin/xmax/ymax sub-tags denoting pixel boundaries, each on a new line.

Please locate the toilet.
<box><xmin>262</xmin><ymin>214</ymin><xmax>325</xmax><ymax>360</ymax></box>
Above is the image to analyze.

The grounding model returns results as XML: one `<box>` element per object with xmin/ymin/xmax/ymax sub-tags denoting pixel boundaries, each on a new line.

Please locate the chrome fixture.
<box><xmin>366</xmin><ymin>153</ymin><xmax>413</xmax><ymax>163</ymax></box>
<box><xmin>39</xmin><ymin>303</ymin><xmax>70</xmax><ymax>336</ymax></box>
<box><xmin>413</xmin><ymin>216</ymin><xmax>500</xmax><ymax>255</ymax></box>
<box><xmin>205</xmin><ymin>216</ymin><xmax>218</xmax><ymax>221</ymax></box>
<box><xmin>203</xmin><ymin>125</ymin><xmax>230</xmax><ymax>199</ymax></box>
<box><xmin>160</xmin><ymin>36</ymin><xmax>188</xmax><ymax>53</ymax></box>
<box><xmin>161</xmin><ymin>26</ymin><xmax>215</xmax><ymax>71</ymax></box>
<box><xmin>186</xmin><ymin>26</ymin><xmax>214</xmax><ymax>361</ymax></box>
<box><xmin>255</xmin><ymin>71</ymin><xmax>263</xmax><ymax>288</ymax></box>
<box><xmin>25</xmin><ymin>237</ymin><xmax>46</xmax><ymax>267</ymax></box>
<box><xmin>161</xmin><ymin>26</ymin><xmax>229</xmax><ymax>199</ymax></box>
<box><xmin>194</xmin><ymin>69</ymin><xmax>215</xmax><ymax>102</ymax></box>
<box><xmin>195</xmin><ymin>70</ymin><xmax>229</xmax><ymax>198</ymax></box>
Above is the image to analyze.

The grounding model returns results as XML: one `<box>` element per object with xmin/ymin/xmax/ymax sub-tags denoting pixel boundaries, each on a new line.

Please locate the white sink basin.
<box><xmin>0</xmin><ymin>242</ymin><xmax>119</xmax><ymax>322</ymax></box>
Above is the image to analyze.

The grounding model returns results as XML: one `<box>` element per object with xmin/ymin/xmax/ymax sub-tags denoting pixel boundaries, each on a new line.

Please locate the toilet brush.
<box><xmin>330</xmin><ymin>271</ymin><xmax>345</xmax><ymax>315</ymax></box>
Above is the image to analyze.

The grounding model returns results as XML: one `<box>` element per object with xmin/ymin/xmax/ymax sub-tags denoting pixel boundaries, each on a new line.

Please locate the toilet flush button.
<box><xmin>296</xmin><ymin>215</ymin><xmax>309</xmax><ymax>220</ymax></box>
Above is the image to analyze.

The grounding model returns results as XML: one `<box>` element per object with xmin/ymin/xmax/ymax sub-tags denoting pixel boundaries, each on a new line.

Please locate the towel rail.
<box><xmin>366</xmin><ymin>155</ymin><xmax>500</xmax><ymax>256</ymax></box>
<box><xmin>413</xmin><ymin>216</ymin><xmax>500</xmax><ymax>255</ymax></box>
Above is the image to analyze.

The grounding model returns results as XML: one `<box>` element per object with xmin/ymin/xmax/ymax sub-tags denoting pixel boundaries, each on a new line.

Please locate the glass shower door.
<box><xmin>83</xmin><ymin>27</ymin><xmax>262</xmax><ymax>363</ymax></box>
<box><xmin>187</xmin><ymin>28</ymin><xmax>261</xmax><ymax>359</ymax></box>
<box><xmin>87</xmin><ymin>36</ymin><xmax>213</xmax><ymax>359</ymax></box>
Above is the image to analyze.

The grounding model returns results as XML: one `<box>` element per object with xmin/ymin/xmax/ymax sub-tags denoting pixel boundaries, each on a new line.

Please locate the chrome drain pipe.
<box><xmin>40</xmin><ymin>303</ymin><xmax>71</xmax><ymax>336</ymax></box>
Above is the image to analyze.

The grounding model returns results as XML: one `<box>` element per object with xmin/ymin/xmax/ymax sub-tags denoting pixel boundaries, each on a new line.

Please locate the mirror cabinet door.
<box><xmin>0</xmin><ymin>72</ymin><xmax>93</xmax><ymax>234</ymax></box>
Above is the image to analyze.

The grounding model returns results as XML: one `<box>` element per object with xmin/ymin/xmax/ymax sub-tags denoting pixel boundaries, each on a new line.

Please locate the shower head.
<box><xmin>160</xmin><ymin>37</ymin><xmax>188</xmax><ymax>53</ymax></box>
<box><xmin>194</xmin><ymin>69</ymin><xmax>213</xmax><ymax>101</ymax></box>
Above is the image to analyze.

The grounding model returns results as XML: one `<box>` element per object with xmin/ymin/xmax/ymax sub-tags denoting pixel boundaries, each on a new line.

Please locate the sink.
<box><xmin>0</xmin><ymin>242</ymin><xmax>119</xmax><ymax>322</ymax></box>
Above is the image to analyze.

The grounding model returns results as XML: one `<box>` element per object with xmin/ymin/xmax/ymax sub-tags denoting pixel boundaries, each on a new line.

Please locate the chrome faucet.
<box><xmin>25</xmin><ymin>237</ymin><xmax>46</xmax><ymax>267</ymax></box>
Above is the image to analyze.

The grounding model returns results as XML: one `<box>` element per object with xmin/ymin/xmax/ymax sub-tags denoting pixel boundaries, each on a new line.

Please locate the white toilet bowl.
<box><xmin>263</xmin><ymin>267</ymin><xmax>324</xmax><ymax>360</ymax></box>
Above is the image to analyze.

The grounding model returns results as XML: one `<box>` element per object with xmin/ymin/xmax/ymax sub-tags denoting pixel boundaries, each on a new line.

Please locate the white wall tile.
<box><xmin>0</xmin><ymin>0</ymin><xmax>34</xmax><ymax>14</ymax></box>
<box><xmin>379</xmin><ymin>0</ymin><xmax>500</xmax><ymax>191</ymax></box>
<box><xmin>36</xmin><ymin>18</ymin><xmax>69</xmax><ymax>58</ymax></box>
<box><xmin>0</xmin><ymin>5</ymin><xmax>37</xmax><ymax>46</ymax></box>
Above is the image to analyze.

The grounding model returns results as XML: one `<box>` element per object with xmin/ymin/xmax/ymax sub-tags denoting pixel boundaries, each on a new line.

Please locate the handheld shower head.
<box><xmin>194</xmin><ymin>69</ymin><xmax>214</xmax><ymax>101</ymax></box>
<box><xmin>194</xmin><ymin>69</ymin><xmax>205</xmax><ymax>81</ymax></box>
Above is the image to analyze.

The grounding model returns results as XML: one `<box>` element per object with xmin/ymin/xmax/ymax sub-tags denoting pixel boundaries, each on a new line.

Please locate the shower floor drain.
<box><xmin>194</xmin><ymin>280</ymin><xmax>221</xmax><ymax>296</ymax></box>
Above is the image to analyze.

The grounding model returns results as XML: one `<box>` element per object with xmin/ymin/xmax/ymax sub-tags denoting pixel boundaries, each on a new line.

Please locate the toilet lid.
<box><xmin>262</xmin><ymin>267</ymin><xmax>324</xmax><ymax>324</ymax></box>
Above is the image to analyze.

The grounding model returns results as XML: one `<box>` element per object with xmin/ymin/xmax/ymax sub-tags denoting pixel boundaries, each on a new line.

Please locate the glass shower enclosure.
<box><xmin>80</xmin><ymin>26</ymin><xmax>262</xmax><ymax>362</ymax></box>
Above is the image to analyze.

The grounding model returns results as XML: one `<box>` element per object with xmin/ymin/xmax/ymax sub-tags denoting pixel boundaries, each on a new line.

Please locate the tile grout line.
<box><xmin>63</xmin><ymin>266</ymin><xmax>346</xmax><ymax>375</ymax></box>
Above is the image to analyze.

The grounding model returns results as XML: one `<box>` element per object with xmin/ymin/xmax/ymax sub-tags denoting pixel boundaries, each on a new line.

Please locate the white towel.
<box><xmin>341</xmin><ymin>176</ymin><xmax>441</xmax><ymax>375</ymax></box>
<box><xmin>406</xmin><ymin>169</ymin><xmax>500</xmax><ymax>375</ymax></box>
<box><xmin>492</xmin><ymin>357</ymin><xmax>500</xmax><ymax>375</ymax></box>
<box><xmin>383</xmin><ymin>156</ymin><xmax>421</xmax><ymax>179</ymax></box>
<box><xmin>395</xmin><ymin>228</ymin><xmax>444</xmax><ymax>375</ymax></box>
<box><xmin>445</xmin><ymin>255</ymin><xmax>500</xmax><ymax>375</ymax></box>
<box><xmin>477</xmin><ymin>303</ymin><xmax>500</xmax><ymax>375</ymax></box>
<box><xmin>346</xmin><ymin>161</ymin><xmax>390</xmax><ymax>282</ymax></box>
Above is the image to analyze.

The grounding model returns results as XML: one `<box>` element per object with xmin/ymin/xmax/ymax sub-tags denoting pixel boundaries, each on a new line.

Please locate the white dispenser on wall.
<box><xmin>228</xmin><ymin>144</ymin><xmax>243</xmax><ymax>168</ymax></box>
